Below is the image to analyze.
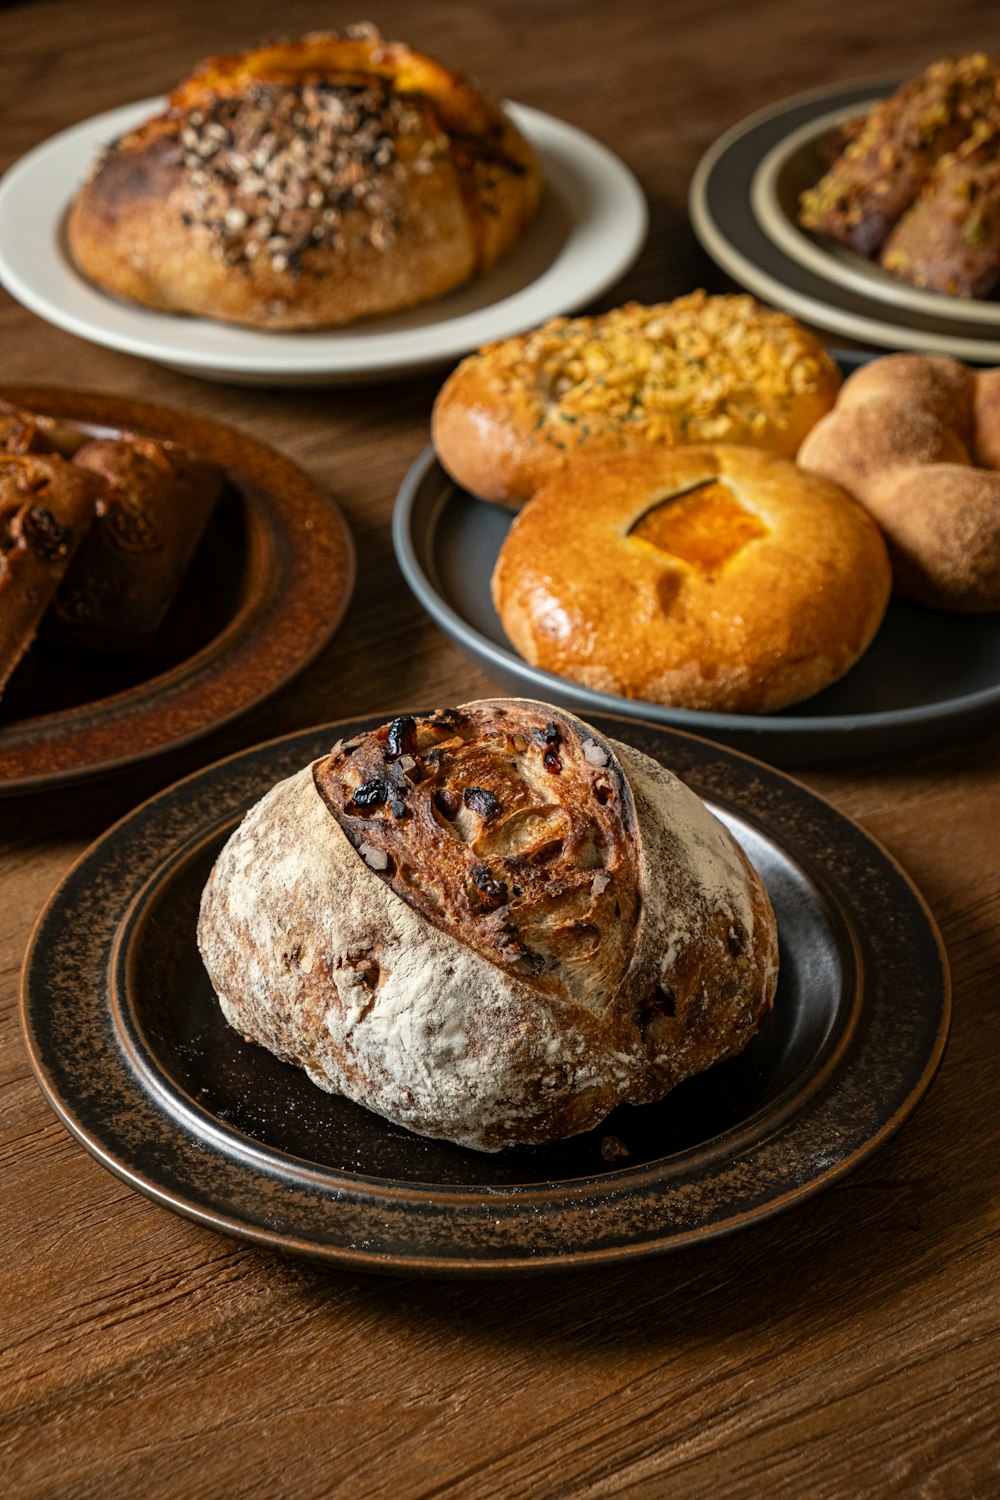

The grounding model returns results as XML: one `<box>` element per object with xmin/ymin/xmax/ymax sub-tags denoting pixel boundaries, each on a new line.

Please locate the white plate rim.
<box><xmin>0</xmin><ymin>97</ymin><xmax>647</xmax><ymax>384</ymax></box>
<box><xmin>751</xmin><ymin>100</ymin><xmax>1000</xmax><ymax>328</ymax></box>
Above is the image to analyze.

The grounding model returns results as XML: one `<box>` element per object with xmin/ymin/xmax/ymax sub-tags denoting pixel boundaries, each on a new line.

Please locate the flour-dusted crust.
<box><xmin>431</xmin><ymin>293</ymin><xmax>842</xmax><ymax>507</ymax></box>
<box><xmin>68</xmin><ymin>28</ymin><xmax>540</xmax><ymax>331</ymax></box>
<box><xmin>798</xmin><ymin>353</ymin><xmax>1000</xmax><ymax>610</ymax></box>
<box><xmin>197</xmin><ymin>700</ymin><xmax>779</xmax><ymax>1151</ymax></box>
<box><xmin>491</xmin><ymin>445</ymin><xmax>892</xmax><ymax>714</ymax></box>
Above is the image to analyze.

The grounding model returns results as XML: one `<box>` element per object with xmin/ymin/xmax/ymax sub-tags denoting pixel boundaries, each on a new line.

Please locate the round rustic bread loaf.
<box><xmin>68</xmin><ymin>28</ymin><xmax>540</xmax><ymax>331</ymax></box>
<box><xmin>197</xmin><ymin>700</ymin><xmax>779</xmax><ymax>1152</ymax></box>
<box><xmin>431</xmin><ymin>292</ymin><xmax>842</xmax><ymax>506</ymax></box>
<box><xmin>797</xmin><ymin>353</ymin><xmax>1000</xmax><ymax>611</ymax></box>
<box><xmin>491</xmin><ymin>445</ymin><xmax>892</xmax><ymax>714</ymax></box>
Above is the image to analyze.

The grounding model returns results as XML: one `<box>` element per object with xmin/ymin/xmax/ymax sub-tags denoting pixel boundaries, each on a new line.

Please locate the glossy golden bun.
<box><xmin>491</xmin><ymin>445</ymin><xmax>892</xmax><ymax>713</ymax></box>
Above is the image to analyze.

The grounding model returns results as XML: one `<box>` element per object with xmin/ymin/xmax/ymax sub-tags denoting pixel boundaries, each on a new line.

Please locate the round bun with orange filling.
<box><xmin>67</xmin><ymin>26</ymin><xmax>540</xmax><ymax>330</ymax></box>
<box><xmin>432</xmin><ymin>293</ymin><xmax>842</xmax><ymax>507</ymax></box>
<box><xmin>491</xmin><ymin>444</ymin><xmax>892</xmax><ymax>714</ymax></box>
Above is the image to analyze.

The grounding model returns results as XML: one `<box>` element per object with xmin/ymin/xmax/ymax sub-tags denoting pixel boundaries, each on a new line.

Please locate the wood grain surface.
<box><xmin>2</xmin><ymin>1</ymin><xmax>998</xmax><ymax>1496</ymax></box>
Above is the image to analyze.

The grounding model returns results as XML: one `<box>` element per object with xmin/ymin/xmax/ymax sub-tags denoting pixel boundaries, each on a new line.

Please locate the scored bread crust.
<box><xmin>491</xmin><ymin>446</ymin><xmax>892</xmax><ymax>714</ymax></box>
<box><xmin>797</xmin><ymin>353</ymin><xmax>1000</xmax><ymax>611</ymax></box>
<box><xmin>431</xmin><ymin>293</ymin><xmax>842</xmax><ymax>506</ymax></box>
<box><xmin>197</xmin><ymin>700</ymin><xmax>779</xmax><ymax>1152</ymax></box>
<box><xmin>67</xmin><ymin>30</ymin><xmax>540</xmax><ymax>331</ymax></box>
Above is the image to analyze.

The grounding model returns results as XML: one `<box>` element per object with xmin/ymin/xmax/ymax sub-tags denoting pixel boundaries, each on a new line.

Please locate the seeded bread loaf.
<box><xmin>798</xmin><ymin>353</ymin><xmax>1000</xmax><ymax>610</ymax></box>
<box><xmin>491</xmin><ymin>446</ymin><xmax>891</xmax><ymax>712</ymax></box>
<box><xmin>197</xmin><ymin>700</ymin><xmax>779</xmax><ymax>1152</ymax></box>
<box><xmin>431</xmin><ymin>293</ymin><xmax>841</xmax><ymax>507</ymax></box>
<box><xmin>67</xmin><ymin>27</ymin><xmax>541</xmax><ymax>331</ymax></box>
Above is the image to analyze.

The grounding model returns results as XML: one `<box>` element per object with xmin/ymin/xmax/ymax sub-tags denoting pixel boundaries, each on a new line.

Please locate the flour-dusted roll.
<box><xmin>797</xmin><ymin>353</ymin><xmax>1000</xmax><ymax>610</ymax></box>
<box><xmin>68</xmin><ymin>27</ymin><xmax>541</xmax><ymax>331</ymax></box>
<box><xmin>197</xmin><ymin>700</ymin><xmax>779</xmax><ymax>1152</ymax></box>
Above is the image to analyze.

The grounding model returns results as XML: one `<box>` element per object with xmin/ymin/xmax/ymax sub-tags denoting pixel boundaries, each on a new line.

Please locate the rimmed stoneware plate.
<box><xmin>751</xmin><ymin>101</ymin><xmax>1000</xmax><ymax>328</ymax></box>
<box><xmin>0</xmin><ymin>387</ymin><xmax>354</xmax><ymax>794</ymax></box>
<box><xmin>0</xmin><ymin>99</ymin><xmax>647</xmax><ymax>387</ymax></box>
<box><xmin>392</xmin><ymin>440</ymin><xmax>1000</xmax><ymax>768</ymax></box>
<box><xmin>20</xmin><ymin>712</ymin><xmax>950</xmax><ymax>1277</ymax></box>
<box><xmin>689</xmin><ymin>77</ymin><xmax>1000</xmax><ymax>362</ymax></box>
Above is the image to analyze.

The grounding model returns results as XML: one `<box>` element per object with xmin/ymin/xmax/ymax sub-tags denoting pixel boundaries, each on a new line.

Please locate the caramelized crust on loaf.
<box><xmin>313</xmin><ymin>702</ymin><xmax>640</xmax><ymax>1010</ymax></box>
<box><xmin>51</xmin><ymin>437</ymin><xmax>223</xmax><ymax>649</ymax></box>
<box><xmin>491</xmin><ymin>446</ymin><xmax>891</xmax><ymax>713</ymax></box>
<box><xmin>431</xmin><ymin>293</ymin><xmax>841</xmax><ymax>506</ymax></box>
<box><xmin>0</xmin><ymin>455</ymin><xmax>101</xmax><ymax>695</ymax></box>
<box><xmin>67</xmin><ymin>27</ymin><xmax>541</xmax><ymax>330</ymax></box>
<box><xmin>198</xmin><ymin>699</ymin><xmax>779</xmax><ymax>1151</ymax></box>
<box><xmin>0</xmin><ymin>400</ymin><xmax>88</xmax><ymax>459</ymax></box>
<box><xmin>798</xmin><ymin>353</ymin><xmax>1000</xmax><ymax>610</ymax></box>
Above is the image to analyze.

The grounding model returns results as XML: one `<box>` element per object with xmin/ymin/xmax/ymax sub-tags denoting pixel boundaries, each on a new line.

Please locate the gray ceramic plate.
<box><xmin>392</xmin><ymin>426</ymin><xmax>1000</xmax><ymax>766</ymax></box>
<box><xmin>21</xmin><ymin>712</ymin><xmax>950</xmax><ymax>1276</ymax></box>
<box><xmin>689</xmin><ymin>77</ymin><xmax>1000</xmax><ymax>361</ymax></box>
<box><xmin>0</xmin><ymin>387</ymin><xmax>355</xmax><ymax>793</ymax></box>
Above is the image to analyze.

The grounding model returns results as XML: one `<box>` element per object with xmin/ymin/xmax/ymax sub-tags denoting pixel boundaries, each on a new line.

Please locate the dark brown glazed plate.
<box><xmin>0</xmin><ymin>387</ymin><xmax>355</xmax><ymax>793</ymax></box>
<box><xmin>20</xmin><ymin>711</ymin><xmax>950</xmax><ymax>1276</ymax></box>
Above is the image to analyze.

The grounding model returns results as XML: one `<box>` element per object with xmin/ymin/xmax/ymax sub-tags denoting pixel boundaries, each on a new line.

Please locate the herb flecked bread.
<box><xmin>798</xmin><ymin>54</ymin><xmax>1000</xmax><ymax>299</ymax></box>
<box><xmin>431</xmin><ymin>293</ymin><xmax>842</xmax><ymax>506</ymax></box>
<box><xmin>67</xmin><ymin>26</ymin><xmax>541</xmax><ymax>330</ymax></box>
<box><xmin>197</xmin><ymin>700</ymin><xmax>779</xmax><ymax>1152</ymax></box>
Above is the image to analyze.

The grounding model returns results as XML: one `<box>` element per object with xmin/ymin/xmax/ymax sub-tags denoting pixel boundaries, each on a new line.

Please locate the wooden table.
<box><xmin>2</xmin><ymin>1</ymin><xmax>998</xmax><ymax>1495</ymax></box>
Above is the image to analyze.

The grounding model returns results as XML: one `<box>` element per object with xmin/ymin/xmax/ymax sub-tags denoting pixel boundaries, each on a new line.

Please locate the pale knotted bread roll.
<box><xmin>797</xmin><ymin>353</ymin><xmax>1000</xmax><ymax>611</ymax></box>
<box><xmin>197</xmin><ymin>700</ymin><xmax>779</xmax><ymax>1151</ymax></box>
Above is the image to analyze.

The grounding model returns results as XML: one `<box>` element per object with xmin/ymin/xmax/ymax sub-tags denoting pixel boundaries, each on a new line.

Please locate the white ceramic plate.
<box><xmin>690</xmin><ymin>77</ymin><xmax>1000</xmax><ymax>362</ymax></box>
<box><xmin>0</xmin><ymin>98</ymin><xmax>647</xmax><ymax>386</ymax></box>
<box><xmin>751</xmin><ymin>101</ymin><xmax>1000</xmax><ymax>329</ymax></box>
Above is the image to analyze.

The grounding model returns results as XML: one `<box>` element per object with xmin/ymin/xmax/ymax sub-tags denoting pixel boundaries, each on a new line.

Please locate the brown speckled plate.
<box><xmin>0</xmin><ymin>387</ymin><xmax>355</xmax><ymax>793</ymax></box>
<box><xmin>20</xmin><ymin>712</ymin><xmax>950</xmax><ymax>1276</ymax></box>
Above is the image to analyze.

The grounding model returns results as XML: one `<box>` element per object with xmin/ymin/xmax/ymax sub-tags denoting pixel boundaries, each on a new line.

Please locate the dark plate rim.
<box><xmin>688</xmin><ymin>75</ymin><xmax>1000</xmax><ymax>359</ymax></box>
<box><xmin>391</xmin><ymin>442</ymin><xmax>1000</xmax><ymax>747</ymax></box>
<box><xmin>0</xmin><ymin>386</ymin><xmax>356</xmax><ymax>794</ymax></box>
<box><xmin>20</xmin><ymin>710</ymin><xmax>951</xmax><ymax>1276</ymax></box>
